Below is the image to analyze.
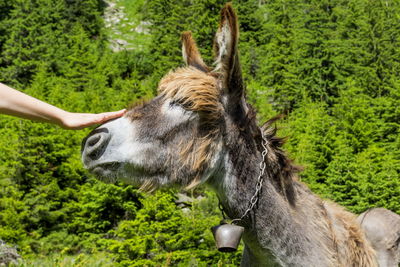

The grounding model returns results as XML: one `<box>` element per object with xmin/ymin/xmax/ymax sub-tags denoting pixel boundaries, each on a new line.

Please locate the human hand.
<box><xmin>60</xmin><ymin>109</ymin><xmax>126</xmax><ymax>130</ymax></box>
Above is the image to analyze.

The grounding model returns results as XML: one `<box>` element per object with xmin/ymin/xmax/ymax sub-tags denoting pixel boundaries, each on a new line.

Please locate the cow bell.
<box><xmin>211</xmin><ymin>221</ymin><xmax>244</xmax><ymax>252</ymax></box>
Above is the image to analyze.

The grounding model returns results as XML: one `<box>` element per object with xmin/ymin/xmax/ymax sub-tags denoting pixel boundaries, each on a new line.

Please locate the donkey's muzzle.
<box><xmin>81</xmin><ymin>128</ymin><xmax>111</xmax><ymax>163</ymax></box>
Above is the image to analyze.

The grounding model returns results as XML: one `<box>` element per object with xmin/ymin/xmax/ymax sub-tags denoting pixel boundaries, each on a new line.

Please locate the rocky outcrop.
<box><xmin>103</xmin><ymin>0</ymin><xmax>150</xmax><ymax>52</ymax></box>
<box><xmin>0</xmin><ymin>240</ymin><xmax>20</xmax><ymax>266</ymax></box>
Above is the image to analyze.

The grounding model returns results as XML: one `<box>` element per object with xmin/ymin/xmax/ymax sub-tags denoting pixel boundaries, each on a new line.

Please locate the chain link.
<box><xmin>230</xmin><ymin>132</ymin><xmax>268</xmax><ymax>225</ymax></box>
<box><xmin>218</xmin><ymin>201</ymin><xmax>227</xmax><ymax>220</ymax></box>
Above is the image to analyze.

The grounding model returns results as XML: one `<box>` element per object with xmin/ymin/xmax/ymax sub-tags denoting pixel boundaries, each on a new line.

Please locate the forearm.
<box><xmin>0</xmin><ymin>82</ymin><xmax>67</xmax><ymax>126</ymax></box>
<box><xmin>0</xmin><ymin>82</ymin><xmax>126</xmax><ymax>130</ymax></box>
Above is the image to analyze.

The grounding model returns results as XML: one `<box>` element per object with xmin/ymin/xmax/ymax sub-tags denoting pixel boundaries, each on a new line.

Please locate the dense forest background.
<box><xmin>0</xmin><ymin>0</ymin><xmax>399</xmax><ymax>266</ymax></box>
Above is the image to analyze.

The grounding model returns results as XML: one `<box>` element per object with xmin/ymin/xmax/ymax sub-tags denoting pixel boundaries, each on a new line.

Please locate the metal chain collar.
<box><xmin>219</xmin><ymin>131</ymin><xmax>269</xmax><ymax>225</ymax></box>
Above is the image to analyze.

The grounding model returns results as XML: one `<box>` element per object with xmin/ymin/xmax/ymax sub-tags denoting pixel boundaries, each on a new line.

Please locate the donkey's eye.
<box><xmin>181</xmin><ymin>102</ymin><xmax>193</xmax><ymax>110</ymax></box>
<box><xmin>169</xmin><ymin>100</ymin><xmax>191</xmax><ymax>112</ymax></box>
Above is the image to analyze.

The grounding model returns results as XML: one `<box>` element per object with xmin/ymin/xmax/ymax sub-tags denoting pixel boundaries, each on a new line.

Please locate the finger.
<box><xmin>97</xmin><ymin>109</ymin><xmax>126</xmax><ymax>123</ymax></box>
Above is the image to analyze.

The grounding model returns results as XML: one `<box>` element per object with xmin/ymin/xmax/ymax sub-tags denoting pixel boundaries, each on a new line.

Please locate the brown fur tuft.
<box><xmin>126</xmin><ymin>98</ymin><xmax>151</xmax><ymax>121</ymax></box>
<box><xmin>326</xmin><ymin>202</ymin><xmax>378</xmax><ymax>266</ymax></box>
<box><xmin>158</xmin><ymin>67</ymin><xmax>222</xmax><ymax>124</ymax></box>
<box><xmin>139</xmin><ymin>180</ymin><xmax>158</xmax><ymax>193</ymax></box>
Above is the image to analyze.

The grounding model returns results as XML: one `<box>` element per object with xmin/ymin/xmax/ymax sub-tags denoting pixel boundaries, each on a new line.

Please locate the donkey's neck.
<box><xmin>208</xmin><ymin>145</ymin><xmax>335</xmax><ymax>267</ymax></box>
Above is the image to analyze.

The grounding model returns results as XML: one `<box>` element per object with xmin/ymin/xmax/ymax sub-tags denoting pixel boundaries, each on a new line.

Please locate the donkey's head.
<box><xmin>82</xmin><ymin>4</ymin><xmax>260</xmax><ymax>191</ymax></box>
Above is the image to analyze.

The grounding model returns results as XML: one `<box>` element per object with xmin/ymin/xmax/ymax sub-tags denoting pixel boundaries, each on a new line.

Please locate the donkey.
<box><xmin>82</xmin><ymin>4</ymin><xmax>379</xmax><ymax>266</ymax></box>
<box><xmin>357</xmin><ymin>208</ymin><xmax>400</xmax><ymax>267</ymax></box>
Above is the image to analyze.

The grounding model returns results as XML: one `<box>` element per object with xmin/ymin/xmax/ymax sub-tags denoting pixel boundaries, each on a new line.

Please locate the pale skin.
<box><xmin>0</xmin><ymin>83</ymin><xmax>126</xmax><ymax>130</ymax></box>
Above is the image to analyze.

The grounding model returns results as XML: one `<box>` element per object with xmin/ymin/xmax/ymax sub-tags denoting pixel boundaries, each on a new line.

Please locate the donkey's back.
<box><xmin>357</xmin><ymin>208</ymin><xmax>400</xmax><ymax>267</ymax></box>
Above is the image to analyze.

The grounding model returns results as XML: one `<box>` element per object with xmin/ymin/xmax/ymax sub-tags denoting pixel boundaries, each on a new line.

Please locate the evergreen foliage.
<box><xmin>0</xmin><ymin>0</ymin><xmax>399</xmax><ymax>265</ymax></box>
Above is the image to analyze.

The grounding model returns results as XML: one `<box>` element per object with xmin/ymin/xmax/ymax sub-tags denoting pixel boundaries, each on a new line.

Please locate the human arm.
<box><xmin>0</xmin><ymin>83</ymin><xmax>126</xmax><ymax>129</ymax></box>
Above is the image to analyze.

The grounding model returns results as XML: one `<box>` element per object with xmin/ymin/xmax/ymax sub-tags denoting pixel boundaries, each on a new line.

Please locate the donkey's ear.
<box><xmin>214</xmin><ymin>3</ymin><xmax>244</xmax><ymax>110</ymax></box>
<box><xmin>181</xmin><ymin>31</ymin><xmax>209</xmax><ymax>72</ymax></box>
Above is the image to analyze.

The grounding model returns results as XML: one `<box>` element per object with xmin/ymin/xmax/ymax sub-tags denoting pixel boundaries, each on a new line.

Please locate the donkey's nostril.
<box><xmin>82</xmin><ymin>129</ymin><xmax>111</xmax><ymax>161</ymax></box>
<box><xmin>88</xmin><ymin>134</ymin><xmax>101</xmax><ymax>146</ymax></box>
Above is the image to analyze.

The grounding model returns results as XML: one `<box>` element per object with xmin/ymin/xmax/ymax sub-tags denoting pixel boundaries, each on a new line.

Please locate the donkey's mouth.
<box><xmin>87</xmin><ymin>161</ymin><xmax>163</xmax><ymax>186</ymax></box>
<box><xmin>88</xmin><ymin>161</ymin><xmax>120</xmax><ymax>170</ymax></box>
<box><xmin>88</xmin><ymin>162</ymin><xmax>122</xmax><ymax>180</ymax></box>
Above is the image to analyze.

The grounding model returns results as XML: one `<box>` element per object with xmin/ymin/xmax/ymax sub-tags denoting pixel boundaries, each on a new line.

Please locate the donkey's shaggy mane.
<box><xmin>261</xmin><ymin>115</ymin><xmax>303</xmax><ymax>206</ymax></box>
<box><xmin>158</xmin><ymin>67</ymin><xmax>222</xmax><ymax>123</ymax></box>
